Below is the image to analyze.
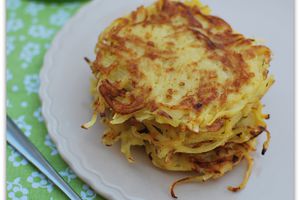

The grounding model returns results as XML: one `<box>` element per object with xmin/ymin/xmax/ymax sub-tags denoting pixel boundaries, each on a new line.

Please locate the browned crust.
<box><xmin>190</xmin><ymin>154</ymin><xmax>243</xmax><ymax>170</ymax></box>
<box><xmin>157</xmin><ymin>110</ymin><xmax>173</xmax><ymax>119</ymax></box>
<box><xmin>93</xmin><ymin>0</ymin><xmax>271</xmax><ymax>115</ymax></box>
<box><xmin>206</xmin><ymin>118</ymin><xmax>225</xmax><ymax>132</ymax></box>
<box><xmin>98</xmin><ymin>80</ymin><xmax>145</xmax><ymax>114</ymax></box>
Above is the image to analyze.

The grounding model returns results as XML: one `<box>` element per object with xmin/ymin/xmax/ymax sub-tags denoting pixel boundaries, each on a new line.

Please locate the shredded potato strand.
<box><xmin>81</xmin><ymin>113</ymin><xmax>97</xmax><ymax>129</ymax></box>
<box><xmin>228</xmin><ymin>152</ymin><xmax>254</xmax><ymax>192</ymax></box>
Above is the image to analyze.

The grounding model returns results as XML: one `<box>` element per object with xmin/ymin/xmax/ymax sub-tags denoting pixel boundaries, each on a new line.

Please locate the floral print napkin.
<box><xmin>6</xmin><ymin>0</ymin><xmax>103</xmax><ymax>199</ymax></box>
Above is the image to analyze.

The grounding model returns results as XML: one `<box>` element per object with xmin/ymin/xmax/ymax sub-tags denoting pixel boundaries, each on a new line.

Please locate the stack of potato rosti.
<box><xmin>83</xmin><ymin>0</ymin><xmax>274</xmax><ymax>197</ymax></box>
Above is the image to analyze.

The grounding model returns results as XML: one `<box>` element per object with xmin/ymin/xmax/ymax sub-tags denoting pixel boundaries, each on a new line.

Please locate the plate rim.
<box><xmin>39</xmin><ymin>1</ymin><xmax>143</xmax><ymax>199</ymax></box>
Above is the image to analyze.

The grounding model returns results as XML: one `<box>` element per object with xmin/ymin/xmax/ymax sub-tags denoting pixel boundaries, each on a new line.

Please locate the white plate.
<box><xmin>39</xmin><ymin>0</ymin><xmax>294</xmax><ymax>199</ymax></box>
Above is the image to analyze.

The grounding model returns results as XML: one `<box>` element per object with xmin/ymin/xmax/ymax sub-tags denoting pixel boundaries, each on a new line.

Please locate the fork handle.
<box><xmin>6</xmin><ymin>116</ymin><xmax>82</xmax><ymax>200</ymax></box>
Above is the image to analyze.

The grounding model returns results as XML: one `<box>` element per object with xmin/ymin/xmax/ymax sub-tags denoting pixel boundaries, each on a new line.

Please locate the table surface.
<box><xmin>6</xmin><ymin>0</ymin><xmax>104</xmax><ymax>199</ymax></box>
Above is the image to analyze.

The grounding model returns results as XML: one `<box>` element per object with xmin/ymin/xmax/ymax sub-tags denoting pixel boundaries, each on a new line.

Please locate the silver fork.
<box><xmin>6</xmin><ymin>115</ymin><xmax>82</xmax><ymax>200</ymax></box>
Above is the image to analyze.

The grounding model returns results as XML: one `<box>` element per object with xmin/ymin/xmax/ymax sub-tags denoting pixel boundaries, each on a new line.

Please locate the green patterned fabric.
<box><xmin>6</xmin><ymin>0</ymin><xmax>104</xmax><ymax>199</ymax></box>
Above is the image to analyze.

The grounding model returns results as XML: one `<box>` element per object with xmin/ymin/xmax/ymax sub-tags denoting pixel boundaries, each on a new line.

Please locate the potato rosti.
<box><xmin>82</xmin><ymin>0</ymin><xmax>274</xmax><ymax>198</ymax></box>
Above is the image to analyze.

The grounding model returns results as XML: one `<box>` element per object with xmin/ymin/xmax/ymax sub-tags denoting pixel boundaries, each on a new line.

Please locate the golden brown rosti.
<box><xmin>82</xmin><ymin>0</ymin><xmax>274</xmax><ymax>198</ymax></box>
<box><xmin>89</xmin><ymin>0</ymin><xmax>273</xmax><ymax>132</ymax></box>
